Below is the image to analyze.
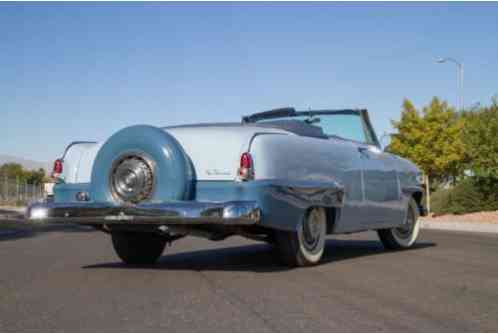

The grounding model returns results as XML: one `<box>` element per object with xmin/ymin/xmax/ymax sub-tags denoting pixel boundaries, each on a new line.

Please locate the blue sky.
<box><xmin>1</xmin><ymin>3</ymin><xmax>498</xmax><ymax>163</ymax></box>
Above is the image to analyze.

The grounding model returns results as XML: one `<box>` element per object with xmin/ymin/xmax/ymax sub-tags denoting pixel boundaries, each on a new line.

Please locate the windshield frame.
<box><xmin>244</xmin><ymin>109</ymin><xmax>380</xmax><ymax>148</ymax></box>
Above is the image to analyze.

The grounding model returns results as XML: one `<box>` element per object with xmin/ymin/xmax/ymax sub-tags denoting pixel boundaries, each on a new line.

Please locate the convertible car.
<box><xmin>27</xmin><ymin>107</ymin><xmax>425</xmax><ymax>267</ymax></box>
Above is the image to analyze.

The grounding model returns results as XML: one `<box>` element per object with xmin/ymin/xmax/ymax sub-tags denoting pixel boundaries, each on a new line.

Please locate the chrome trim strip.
<box><xmin>26</xmin><ymin>201</ymin><xmax>261</xmax><ymax>225</ymax></box>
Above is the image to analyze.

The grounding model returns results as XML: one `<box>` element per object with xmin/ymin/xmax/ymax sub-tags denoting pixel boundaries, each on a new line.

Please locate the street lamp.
<box><xmin>379</xmin><ymin>132</ymin><xmax>394</xmax><ymax>150</ymax></box>
<box><xmin>436</xmin><ymin>57</ymin><xmax>464</xmax><ymax>111</ymax></box>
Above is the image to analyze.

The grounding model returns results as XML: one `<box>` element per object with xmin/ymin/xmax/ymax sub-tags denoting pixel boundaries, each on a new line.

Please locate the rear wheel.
<box><xmin>377</xmin><ymin>198</ymin><xmax>420</xmax><ymax>250</ymax></box>
<box><xmin>276</xmin><ymin>207</ymin><xmax>327</xmax><ymax>267</ymax></box>
<box><xmin>111</xmin><ymin>232</ymin><xmax>166</xmax><ymax>265</ymax></box>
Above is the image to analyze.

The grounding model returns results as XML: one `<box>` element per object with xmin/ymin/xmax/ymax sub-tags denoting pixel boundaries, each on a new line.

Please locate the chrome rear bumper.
<box><xmin>26</xmin><ymin>201</ymin><xmax>261</xmax><ymax>225</ymax></box>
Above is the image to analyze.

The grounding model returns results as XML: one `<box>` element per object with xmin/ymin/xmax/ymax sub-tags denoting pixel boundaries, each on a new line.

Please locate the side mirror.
<box><xmin>379</xmin><ymin>132</ymin><xmax>392</xmax><ymax>152</ymax></box>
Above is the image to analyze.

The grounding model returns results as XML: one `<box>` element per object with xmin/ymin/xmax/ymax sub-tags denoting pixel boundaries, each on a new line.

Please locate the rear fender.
<box><xmin>59</xmin><ymin>142</ymin><xmax>100</xmax><ymax>184</ymax></box>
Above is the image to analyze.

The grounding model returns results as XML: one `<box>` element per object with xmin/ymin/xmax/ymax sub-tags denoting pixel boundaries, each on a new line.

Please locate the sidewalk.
<box><xmin>420</xmin><ymin>218</ymin><xmax>498</xmax><ymax>234</ymax></box>
<box><xmin>0</xmin><ymin>206</ymin><xmax>26</xmax><ymax>213</ymax></box>
<box><xmin>0</xmin><ymin>206</ymin><xmax>25</xmax><ymax>221</ymax></box>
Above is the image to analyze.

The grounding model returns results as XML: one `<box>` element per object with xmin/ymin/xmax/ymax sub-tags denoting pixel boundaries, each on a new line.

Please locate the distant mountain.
<box><xmin>0</xmin><ymin>154</ymin><xmax>51</xmax><ymax>171</ymax></box>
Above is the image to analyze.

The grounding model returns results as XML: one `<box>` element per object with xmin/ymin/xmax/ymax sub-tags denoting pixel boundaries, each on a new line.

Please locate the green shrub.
<box><xmin>431</xmin><ymin>178</ymin><xmax>498</xmax><ymax>215</ymax></box>
<box><xmin>430</xmin><ymin>188</ymin><xmax>451</xmax><ymax>214</ymax></box>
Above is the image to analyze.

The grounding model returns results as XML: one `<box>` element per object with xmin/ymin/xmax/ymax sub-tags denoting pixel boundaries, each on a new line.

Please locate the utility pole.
<box><xmin>16</xmin><ymin>176</ymin><xmax>19</xmax><ymax>203</ymax></box>
<box><xmin>2</xmin><ymin>174</ymin><xmax>6</xmax><ymax>204</ymax></box>
<box><xmin>425</xmin><ymin>174</ymin><xmax>431</xmax><ymax>215</ymax></box>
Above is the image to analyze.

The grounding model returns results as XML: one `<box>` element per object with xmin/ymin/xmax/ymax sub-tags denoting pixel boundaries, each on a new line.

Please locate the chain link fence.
<box><xmin>0</xmin><ymin>175</ymin><xmax>45</xmax><ymax>206</ymax></box>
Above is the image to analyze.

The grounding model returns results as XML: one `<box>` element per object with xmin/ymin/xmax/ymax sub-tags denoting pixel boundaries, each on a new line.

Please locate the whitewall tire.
<box><xmin>377</xmin><ymin>198</ymin><xmax>420</xmax><ymax>250</ymax></box>
<box><xmin>276</xmin><ymin>207</ymin><xmax>327</xmax><ymax>267</ymax></box>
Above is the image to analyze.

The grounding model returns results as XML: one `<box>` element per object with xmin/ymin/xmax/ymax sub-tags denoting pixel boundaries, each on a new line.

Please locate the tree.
<box><xmin>0</xmin><ymin>163</ymin><xmax>25</xmax><ymax>179</ymax></box>
<box><xmin>463</xmin><ymin>99</ymin><xmax>498</xmax><ymax>179</ymax></box>
<box><xmin>25</xmin><ymin>168</ymin><xmax>47</xmax><ymax>184</ymax></box>
<box><xmin>388</xmin><ymin>97</ymin><xmax>466</xmax><ymax>185</ymax></box>
<box><xmin>0</xmin><ymin>163</ymin><xmax>47</xmax><ymax>184</ymax></box>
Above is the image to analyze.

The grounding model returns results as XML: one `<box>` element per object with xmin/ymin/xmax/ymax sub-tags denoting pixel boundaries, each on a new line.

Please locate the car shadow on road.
<box><xmin>83</xmin><ymin>239</ymin><xmax>436</xmax><ymax>273</ymax></box>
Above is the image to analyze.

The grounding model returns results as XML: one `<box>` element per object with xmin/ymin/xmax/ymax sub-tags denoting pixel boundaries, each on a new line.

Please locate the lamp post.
<box><xmin>436</xmin><ymin>57</ymin><xmax>464</xmax><ymax>111</ymax></box>
<box><xmin>379</xmin><ymin>132</ymin><xmax>391</xmax><ymax>150</ymax></box>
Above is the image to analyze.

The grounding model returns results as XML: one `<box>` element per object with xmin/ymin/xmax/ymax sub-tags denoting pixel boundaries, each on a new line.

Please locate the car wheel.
<box><xmin>111</xmin><ymin>232</ymin><xmax>166</xmax><ymax>265</ymax></box>
<box><xmin>377</xmin><ymin>198</ymin><xmax>420</xmax><ymax>250</ymax></box>
<box><xmin>276</xmin><ymin>207</ymin><xmax>327</xmax><ymax>267</ymax></box>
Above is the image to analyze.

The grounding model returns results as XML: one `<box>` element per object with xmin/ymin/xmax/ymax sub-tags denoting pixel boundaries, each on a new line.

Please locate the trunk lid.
<box><xmin>61</xmin><ymin>124</ymin><xmax>288</xmax><ymax>184</ymax></box>
<box><xmin>165</xmin><ymin>124</ymin><xmax>285</xmax><ymax>181</ymax></box>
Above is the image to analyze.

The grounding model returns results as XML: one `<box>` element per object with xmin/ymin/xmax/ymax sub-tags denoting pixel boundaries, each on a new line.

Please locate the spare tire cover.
<box><xmin>90</xmin><ymin>125</ymin><xmax>193</xmax><ymax>203</ymax></box>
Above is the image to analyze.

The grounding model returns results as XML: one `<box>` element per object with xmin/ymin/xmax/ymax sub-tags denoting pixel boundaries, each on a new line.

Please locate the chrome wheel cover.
<box><xmin>110</xmin><ymin>154</ymin><xmax>154</xmax><ymax>204</ymax></box>
<box><xmin>393</xmin><ymin>206</ymin><xmax>415</xmax><ymax>240</ymax></box>
<box><xmin>298</xmin><ymin>208</ymin><xmax>327</xmax><ymax>256</ymax></box>
<box><xmin>302</xmin><ymin>209</ymin><xmax>322</xmax><ymax>251</ymax></box>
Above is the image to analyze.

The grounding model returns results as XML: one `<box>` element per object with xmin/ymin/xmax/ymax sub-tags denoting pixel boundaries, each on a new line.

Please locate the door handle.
<box><xmin>358</xmin><ymin>146</ymin><xmax>370</xmax><ymax>157</ymax></box>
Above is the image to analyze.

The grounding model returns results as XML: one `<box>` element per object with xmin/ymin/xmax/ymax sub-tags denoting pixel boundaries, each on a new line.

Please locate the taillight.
<box><xmin>52</xmin><ymin>159</ymin><xmax>63</xmax><ymax>178</ymax></box>
<box><xmin>238</xmin><ymin>152</ymin><xmax>254</xmax><ymax>181</ymax></box>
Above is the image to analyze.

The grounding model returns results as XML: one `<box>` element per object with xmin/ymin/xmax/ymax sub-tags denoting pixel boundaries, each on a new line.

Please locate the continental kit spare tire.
<box><xmin>90</xmin><ymin>125</ymin><xmax>193</xmax><ymax>204</ymax></box>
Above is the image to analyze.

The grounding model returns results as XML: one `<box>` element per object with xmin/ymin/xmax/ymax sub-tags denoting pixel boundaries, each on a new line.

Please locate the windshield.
<box><xmin>257</xmin><ymin>112</ymin><xmax>376</xmax><ymax>145</ymax></box>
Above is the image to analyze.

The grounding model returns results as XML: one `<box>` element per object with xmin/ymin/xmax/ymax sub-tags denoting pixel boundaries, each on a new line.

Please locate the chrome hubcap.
<box><xmin>110</xmin><ymin>155</ymin><xmax>154</xmax><ymax>204</ymax></box>
<box><xmin>302</xmin><ymin>209</ymin><xmax>322</xmax><ymax>251</ymax></box>
<box><xmin>394</xmin><ymin>208</ymin><xmax>415</xmax><ymax>239</ymax></box>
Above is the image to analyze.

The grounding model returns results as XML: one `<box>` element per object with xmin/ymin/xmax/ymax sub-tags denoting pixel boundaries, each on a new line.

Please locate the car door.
<box><xmin>292</xmin><ymin>109</ymin><xmax>404</xmax><ymax>232</ymax></box>
<box><xmin>359</xmin><ymin>144</ymin><xmax>405</xmax><ymax>229</ymax></box>
<box><xmin>325</xmin><ymin>137</ymin><xmax>368</xmax><ymax>233</ymax></box>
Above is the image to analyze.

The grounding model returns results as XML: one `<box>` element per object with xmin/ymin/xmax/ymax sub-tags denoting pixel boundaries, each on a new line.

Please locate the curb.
<box><xmin>420</xmin><ymin>219</ymin><xmax>498</xmax><ymax>234</ymax></box>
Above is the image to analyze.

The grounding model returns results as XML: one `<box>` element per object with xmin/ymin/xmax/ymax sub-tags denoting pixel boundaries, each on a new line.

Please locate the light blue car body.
<box><xmin>42</xmin><ymin>109</ymin><xmax>424</xmax><ymax>236</ymax></box>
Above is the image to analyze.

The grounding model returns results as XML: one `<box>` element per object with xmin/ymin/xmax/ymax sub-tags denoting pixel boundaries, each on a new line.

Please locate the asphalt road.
<box><xmin>1</xmin><ymin>225</ymin><xmax>497</xmax><ymax>332</ymax></box>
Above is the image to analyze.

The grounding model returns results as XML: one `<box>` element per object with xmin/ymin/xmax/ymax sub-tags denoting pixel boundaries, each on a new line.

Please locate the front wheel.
<box><xmin>275</xmin><ymin>207</ymin><xmax>327</xmax><ymax>267</ymax></box>
<box><xmin>377</xmin><ymin>198</ymin><xmax>420</xmax><ymax>250</ymax></box>
<box><xmin>111</xmin><ymin>232</ymin><xmax>166</xmax><ymax>265</ymax></box>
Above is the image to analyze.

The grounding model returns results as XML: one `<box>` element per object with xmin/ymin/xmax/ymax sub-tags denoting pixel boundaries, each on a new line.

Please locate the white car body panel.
<box><xmin>62</xmin><ymin>143</ymin><xmax>100</xmax><ymax>184</ymax></box>
<box><xmin>61</xmin><ymin>125</ymin><xmax>289</xmax><ymax>183</ymax></box>
<box><xmin>165</xmin><ymin>125</ymin><xmax>288</xmax><ymax>181</ymax></box>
